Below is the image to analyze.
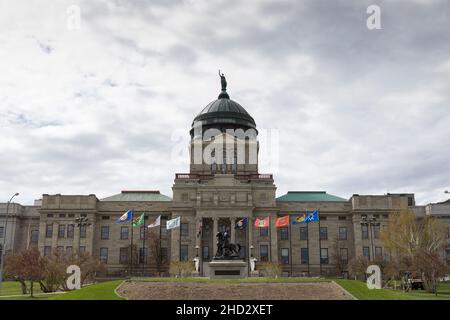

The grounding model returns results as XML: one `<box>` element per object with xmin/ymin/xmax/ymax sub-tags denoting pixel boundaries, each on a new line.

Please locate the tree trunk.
<box><xmin>19</xmin><ymin>280</ymin><xmax>27</xmax><ymax>294</ymax></box>
<box><xmin>30</xmin><ymin>281</ymin><xmax>34</xmax><ymax>298</ymax></box>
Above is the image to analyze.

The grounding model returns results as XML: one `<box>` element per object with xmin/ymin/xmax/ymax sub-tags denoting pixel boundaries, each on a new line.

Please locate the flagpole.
<box><xmin>159</xmin><ymin>216</ymin><xmax>162</xmax><ymax>276</ymax></box>
<box><xmin>130</xmin><ymin>210</ymin><xmax>134</xmax><ymax>277</ymax></box>
<box><xmin>289</xmin><ymin>215</ymin><xmax>292</xmax><ymax>277</ymax></box>
<box><xmin>142</xmin><ymin>213</ymin><xmax>145</xmax><ymax>277</ymax></box>
<box><xmin>318</xmin><ymin>210</ymin><xmax>322</xmax><ymax>277</ymax></box>
<box><xmin>268</xmin><ymin>216</ymin><xmax>272</xmax><ymax>262</ymax></box>
<box><xmin>307</xmin><ymin>222</ymin><xmax>310</xmax><ymax>276</ymax></box>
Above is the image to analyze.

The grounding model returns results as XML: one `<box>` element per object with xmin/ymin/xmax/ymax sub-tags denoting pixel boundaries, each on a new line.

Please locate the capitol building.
<box><xmin>1</xmin><ymin>79</ymin><xmax>449</xmax><ymax>277</ymax></box>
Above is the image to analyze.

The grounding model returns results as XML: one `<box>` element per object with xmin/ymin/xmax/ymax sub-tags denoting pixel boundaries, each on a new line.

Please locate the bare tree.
<box><xmin>381</xmin><ymin>208</ymin><xmax>450</xmax><ymax>292</ymax></box>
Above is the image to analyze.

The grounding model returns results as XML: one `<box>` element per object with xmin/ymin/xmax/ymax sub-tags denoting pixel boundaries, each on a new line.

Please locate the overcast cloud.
<box><xmin>0</xmin><ymin>0</ymin><xmax>449</xmax><ymax>205</ymax></box>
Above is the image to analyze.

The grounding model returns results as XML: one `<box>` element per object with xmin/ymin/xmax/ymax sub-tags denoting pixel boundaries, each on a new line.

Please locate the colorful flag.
<box><xmin>254</xmin><ymin>217</ymin><xmax>270</xmax><ymax>228</ymax></box>
<box><xmin>133</xmin><ymin>213</ymin><xmax>145</xmax><ymax>227</ymax></box>
<box><xmin>147</xmin><ymin>215</ymin><xmax>161</xmax><ymax>228</ymax></box>
<box><xmin>235</xmin><ymin>217</ymin><xmax>248</xmax><ymax>230</ymax></box>
<box><xmin>166</xmin><ymin>216</ymin><xmax>181</xmax><ymax>230</ymax></box>
<box><xmin>116</xmin><ymin>209</ymin><xmax>133</xmax><ymax>223</ymax></box>
<box><xmin>292</xmin><ymin>210</ymin><xmax>320</xmax><ymax>224</ymax></box>
<box><xmin>275</xmin><ymin>215</ymin><xmax>289</xmax><ymax>227</ymax></box>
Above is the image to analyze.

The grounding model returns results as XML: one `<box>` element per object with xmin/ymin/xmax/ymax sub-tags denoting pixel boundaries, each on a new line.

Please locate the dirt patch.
<box><xmin>117</xmin><ymin>281</ymin><xmax>353</xmax><ymax>300</ymax></box>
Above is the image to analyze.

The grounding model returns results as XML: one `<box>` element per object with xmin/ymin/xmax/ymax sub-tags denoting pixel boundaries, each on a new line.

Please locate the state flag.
<box><xmin>147</xmin><ymin>215</ymin><xmax>161</xmax><ymax>228</ymax></box>
<box><xmin>235</xmin><ymin>217</ymin><xmax>248</xmax><ymax>230</ymax></box>
<box><xmin>167</xmin><ymin>216</ymin><xmax>181</xmax><ymax>230</ymax></box>
<box><xmin>133</xmin><ymin>212</ymin><xmax>145</xmax><ymax>227</ymax></box>
<box><xmin>116</xmin><ymin>209</ymin><xmax>133</xmax><ymax>223</ymax></box>
<box><xmin>275</xmin><ymin>215</ymin><xmax>289</xmax><ymax>227</ymax></box>
<box><xmin>254</xmin><ymin>217</ymin><xmax>270</xmax><ymax>228</ymax></box>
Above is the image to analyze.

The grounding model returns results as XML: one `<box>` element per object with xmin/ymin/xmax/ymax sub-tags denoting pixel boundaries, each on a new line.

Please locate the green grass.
<box><xmin>334</xmin><ymin>279</ymin><xmax>450</xmax><ymax>300</ymax></box>
<box><xmin>131</xmin><ymin>277</ymin><xmax>330</xmax><ymax>283</ymax></box>
<box><xmin>0</xmin><ymin>281</ymin><xmax>42</xmax><ymax>297</ymax></box>
<box><xmin>0</xmin><ymin>280</ymin><xmax>125</xmax><ymax>300</ymax></box>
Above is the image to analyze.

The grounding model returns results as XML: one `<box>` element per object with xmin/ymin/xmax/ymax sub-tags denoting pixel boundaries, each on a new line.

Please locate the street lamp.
<box><xmin>0</xmin><ymin>192</ymin><xmax>20</xmax><ymax>287</ymax></box>
<box><xmin>360</xmin><ymin>215</ymin><xmax>379</xmax><ymax>262</ymax></box>
<box><xmin>195</xmin><ymin>245</ymin><xmax>199</xmax><ymax>257</ymax></box>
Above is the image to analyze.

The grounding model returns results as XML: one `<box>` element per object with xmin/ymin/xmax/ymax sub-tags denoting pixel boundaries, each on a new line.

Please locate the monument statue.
<box><xmin>250</xmin><ymin>257</ymin><xmax>257</xmax><ymax>272</ymax></box>
<box><xmin>219</xmin><ymin>70</ymin><xmax>227</xmax><ymax>91</ymax></box>
<box><xmin>214</xmin><ymin>230</ymin><xmax>241</xmax><ymax>259</ymax></box>
<box><xmin>193</xmin><ymin>256</ymin><xmax>200</xmax><ymax>273</ymax></box>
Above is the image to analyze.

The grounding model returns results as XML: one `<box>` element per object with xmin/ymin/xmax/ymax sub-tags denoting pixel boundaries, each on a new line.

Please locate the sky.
<box><xmin>0</xmin><ymin>0</ymin><xmax>449</xmax><ymax>205</ymax></box>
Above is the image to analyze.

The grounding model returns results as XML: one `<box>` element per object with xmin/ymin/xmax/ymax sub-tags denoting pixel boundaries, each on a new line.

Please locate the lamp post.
<box><xmin>360</xmin><ymin>215</ymin><xmax>379</xmax><ymax>261</ymax></box>
<box><xmin>0</xmin><ymin>192</ymin><xmax>20</xmax><ymax>287</ymax></box>
<box><xmin>74</xmin><ymin>215</ymin><xmax>91</xmax><ymax>256</ymax></box>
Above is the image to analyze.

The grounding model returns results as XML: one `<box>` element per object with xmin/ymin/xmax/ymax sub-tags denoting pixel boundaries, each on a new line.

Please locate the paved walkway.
<box><xmin>118</xmin><ymin>281</ymin><xmax>354</xmax><ymax>300</ymax></box>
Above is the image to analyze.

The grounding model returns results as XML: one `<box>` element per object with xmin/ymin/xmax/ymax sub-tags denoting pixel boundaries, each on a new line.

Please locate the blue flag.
<box><xmin>235</xmin><ymin>217</ymin><xmax>248</xmax><ymax>230</ymax></box>
<box><xmin>116</xmin><ymin>209</ymin><xmax>133</xmax><ymax>223</ymax></box>
<box><xmin>292</xmin><ymin>210</ymin><xmax>319</xmax><ymax>224</ymax></box>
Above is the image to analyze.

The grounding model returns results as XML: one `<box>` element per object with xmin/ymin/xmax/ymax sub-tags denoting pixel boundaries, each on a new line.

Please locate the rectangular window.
<box><xmin>260</xmin><ymin>244</ymin><xmax>269</xmax><ymax>262</ymax></box>
<box><xmin>375</xmin><ymin>246</ymin><xmax>383</xmax><ymax>257</ymax></box>
<box><xmin>239</xmin><ymin>246</ymin><xmax>246</xmax><ymax>259</ymax></box>
<box><xmin>280</xmin><ymin>227</ymin><xmax>289</xmax><ymax>240</ymax></box>
<box><xmin>30</xmin><ymin>230</ymin><xmax>39</xmax><ymax>243</ymax></box>
<box><xmin>80</xmin><ymin>225</ymin><xmax>87</xmax><ymax>238</ymax></box>
<box><xmin>161</xmin><ymin>219</ymin><xmax>168</xmax><ymax>236</ymax></box>
<box><xmin>79</xmin><ymin>246</ymin><xmax>86</xmax><ymax>254</ymax></box>
<box><xmin>139</xmin><ymin>248</ymin><xmax>148</xmax><ymax>264</ymax></box>
<box><xmin>161</xmin><ymin>247</ymin><xmax>168</xmax><ymax>264</ymax></box>
<box><xmin>181</xmin><ymin>223</ymin><xmax>189</xmax><ymax>237</ymax></box>
<box><xmin>44</xmin><ymin>246</ymin><xmax>51</xmax><ymax>257</ymax></box>
<box><xmin>361</xmin><ymin>225</ymin><xmax>369</xmax><ymax>239</ymax></box>
<box><xmin>281</xmin><ymin>248</ymin><xmax>289</xmax><ymax>265</ymax></box>
<box><xmin>0</xmin><ymin>227</ymin><xmax>4</xmax><ymax>238</ymax></box>
<box><xmin>319</xmin><ymin>227</ymin><xmax>328</xmax><ymax>240</ymax></box>
<box><xmin>56</xmin><ymin>246</ymin><xmax>64</xmax><ymax>255</ymax></box>
<box><xmin>102</xmin><ymin>215</ymin><xmax>110</xmax><ymax>220</ymax></box>
<box><xmin>260</xmin><ymin>227</ymin><xmax>269</xmax><ymax>237</ymax></box>
<box><xmin>47</xmin><ymin>214</ymin><xmax>53</xmax><ymax>218</ymax></box>
<box><xmin>180</xmin><ymin>245</ymin><xmax>189</xmax><ymax>261</ymax></box>
<box><xmin>58</xmin><ymin>224</ymin><xmax>65</xmax><ymax>238</ymax></box>
<box><xmin>67</xmin><ymin>225</ymin><xmax>74</xmax><ymax>238</ymax></box>
<box><xmin>340</xmin><ymin>248</ymin><xmax>348</xmax><ymax>264</ymax></box>
<box><xmin>101</xmin><ymin>226</ymin><xmax>109</xmax><ymax>240</ymax></box>
<box><xmin>320</xmin><ymin>248</ymin><xmax>329</xmax><ymax>264</ymax></box>
<box><xmin>363</xmin><ymin>246</ymin><xmax>370</xmax><ymax>259</ymax></box>
<box><xmin>301</xmin><ymin>248</ymin><xmax>309</xmax><ymax>264</ymax></box>
<box><xmin>300</xmin><ymin>227</ymin><xmax>308</xmax><ymax>240</ymax></box>
<box><xmin>373</xmin><ymin>225</ymin><xmax>380</xmax><ymax>239</ymax></box>
<box><xmin>46</xmin><ymin>224</ymin><xmax>53</xmax><ymax>238</ymax></box>
<box><xmin>121</xmin><ymin>226</ymin><xmax>129</xmax><ymax>240</ymax></box>
<box><xmin>66</xmin><ymin>246</ymin><xmax>73</xmax><ymax>256</ymax></box>
<box><xmin>408</xmin><ymin>197</ymin><xmax>414</xmax><ymax>206</ymax></box>
<box><xmin>339</xmin><ymin>227</ymin><xmax>348</xmax><ymax>240</ymax></box>
<box><xmin>140</xmin><ymin>226</ymin><xmax>146</xmax><ymax>240</ymax></box>
<box><xmin>202</xmin><ymin>246</ymin><xmax>209</xmax><ymax>260</ymax></box>
<box><xmin>338</xmin><ymin>216</ymin><xmax>347</xmax><ymax>220</ymax></box>
<box><xmin>100</xmin><ymin>247</ymin><xmax>108</xmax><ymax>264</ymax></box>
<box><xmin>120</xmin><ymin>248</ymin><xmax>128</xmax><ymax>264</ymax></box>
<box><xmin>59</xmin><ymin>214</ymin><xmax>66</xmax><ymax>218</ymax></box>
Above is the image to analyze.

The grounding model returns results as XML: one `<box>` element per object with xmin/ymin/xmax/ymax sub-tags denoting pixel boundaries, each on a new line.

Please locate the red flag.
<box><xmin>254</xmin><ymin>217</ymin><xmax>270</xmax><ymax>228</ymax></box>
<box><xmin>275</xmin><ymin>215</ymin><xmax>289</xmax><ymax>227</ymax></box>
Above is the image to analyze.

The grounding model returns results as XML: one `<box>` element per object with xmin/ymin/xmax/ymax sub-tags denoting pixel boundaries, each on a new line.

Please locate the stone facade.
<box><xmin>2</xmin><ymin>85</ymin><xmax>450</xmax><ymax>277</ymax></box>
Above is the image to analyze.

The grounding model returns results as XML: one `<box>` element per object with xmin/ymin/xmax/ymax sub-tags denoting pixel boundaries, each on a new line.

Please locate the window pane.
<box><xmin>340</xmin><ymin>248</ymin><xmax>348</xmax><ymax>264</ymax></box>
<box><xmin>67</xmin><ymin>225</ymin><xmax>74</xmax><ymax>238</ymax></box>
<box><xmin>46</xmin><ymin>224</ymin><xmax>53</xmax><ymax>238</ymax></box>
<box><xmin>260</xmin><ymin>245</ymin><xmax>269</xmax><ymax>262</ymax></box>
<box><xmin>281</xmin><ymin>248</ymin><xmax>289</xmax><ymax>264</ymax></box>
<box><xmin>121</xmin><ymin>226</ymin><xmax>129</xmax><ymax>240</ymax></box>
<box><xmin>300</xmin><ymin>227</ymin><xmax>308</xmax><ymax>240</ymax></box>
<box><xmin>80</xmin><ymin>225</ymin><xmax>87</xmax><ymax>238</ymax></box>
<box><xmin>373</xmin><ymin>225</ymin><xmax>380</xmax><ymax>239</ymax></box>
<box><xmin>260</xmin><ymin>227</ymin><xmax>269</xmax><ymax>237</ymax></box>
<box><xmin>101</xmin><ymin>226</ymin><xmax>109</xmax><ymax>240</ymax></box>
<box><xmin>100</xmin><ymin>248</ymin><xmax>108</xmax><ymax>264</ymax></box>
<box><xmin>180</xmin><ymin>245</ymin><xmax>189</xmax><ymax>261</ymax></box>
<box><xmin>363</xmin><ymin>246</ymin><xmax>370</xmax><ymax>259</ymax></box>
<box><xmin>58</xmin><ymin>225</ymin><xmax>65</xmax><ymax>238</ymax></box>
<box><xmin>361</xmin><ymin>225</ymin><xmax>369</xmax><ymax>239</ymax></box>
<box><xmin>181</xmin><ymin>223</ymin><xmax>189</xmax><ymax>237</ymax></box>
<box><xmin>375</xmin><ymin>247</ymin><xmax>382</xmax><ymax>257</ymax></box>
<box><xmin>202</xmin><ymin>246</ymin><xmax>209</xmax><ymax>260</ymax></box>
<box><xmin>319</xmin><ymin>227</ymin><xmax>328</xmax><ymax>240</ymax></box>
<box><xmin>320</xmin><ymin>248</ymin><xmax>328</xmax><ymax>264</ymax></box>
<box><xmin>339</xmin><ymin>227</ymin><xmax>347</xmax><ymax>240</ymax></box>
<box><xmin>280</xmin><ymin>227</ymin><xmax>289</xmax><ymax>240</ymax></box>
<box><xmin>139</xmin><ymin>248</ymin><xmax>148</xmax><ymax>263</ymax></box>
<box><xmin>44</xmin><ymin>246</ymin><xmax>51</xmax><ymax>257</ymax></box>
<box><xmin>120</xmin><ymin>248</ymin><xmax>128</xmax><ymax>264</ymax></box>
<box><xmin>301</xmin><ymin>248</ymin><xmax>309</xmax><ymax>264</ymax></box>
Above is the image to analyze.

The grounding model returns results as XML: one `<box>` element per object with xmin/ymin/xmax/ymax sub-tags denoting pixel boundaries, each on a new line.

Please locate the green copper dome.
<box><xmin>190</xmin><ymin>74</ymin><xmax>257</xmax><ymax>137</ymax></box>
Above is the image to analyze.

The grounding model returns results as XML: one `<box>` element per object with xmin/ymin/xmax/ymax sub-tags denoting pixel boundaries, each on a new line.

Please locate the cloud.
<box><xmin>0</xmin><ymin>0</ymin><xmax>449</xmax><ymax>205</ymax></box>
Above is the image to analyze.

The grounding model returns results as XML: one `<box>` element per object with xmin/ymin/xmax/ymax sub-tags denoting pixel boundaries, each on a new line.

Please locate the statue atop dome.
<box><xmin>219</xmin><ymin>70</ymin><xmax>227</xmax><ymax>91</ymax></box>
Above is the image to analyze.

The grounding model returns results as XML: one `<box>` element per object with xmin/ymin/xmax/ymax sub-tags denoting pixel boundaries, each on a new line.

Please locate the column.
<box><xmin>212</xmin><ymin>217</ymin><xmax>218</xmax><ymax>256</ymax></box>
<box><xmin>230</xmin><ymin>217</ymin><xmax>236</xmax><ymax>243</ymax></box>
<box><xmin>248</xmin><ymin>216</ymin><xmax>253</xmax><ymax>259</ymax></box>
<box><xmin>51</xmin><ymin>222</ymin><xmax>58</xmax><ymax>249</ymax></box>
<box><xmin>270</xmin><ymin>215</ymin><xmax>278</xmax><ymax>262</ymax></box>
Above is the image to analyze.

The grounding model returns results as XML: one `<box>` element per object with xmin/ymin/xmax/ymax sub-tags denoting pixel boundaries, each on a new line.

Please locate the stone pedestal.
<box><xmin>191</xmin><ymin>271</ymin><xmax>200</xmax><ymax>277</ymax></box>
<box><xmin>250</xmin><ymin>270</ymin><xmax>260</xmax><ymax>277</ymax></box>
<box><xmin>208</xmin><ymin>260</ymin><xmax>247</xmax><ymax>278</ymax></box>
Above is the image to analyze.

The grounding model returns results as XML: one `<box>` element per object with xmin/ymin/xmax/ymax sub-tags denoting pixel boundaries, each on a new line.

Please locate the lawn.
<box><xmin>334</xmin><ymin>279</ymin><xmax>450</xmax><ymax>300</ymax></box>
<box><xmin>0</xmin><ymin>281</ymin><xmax>42</xmax><ymax>297</ymax></box>
<box><xmin>0</xmin><ymin>280</ymin><xmax>125</xmax><ymax>300</ymax></box>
